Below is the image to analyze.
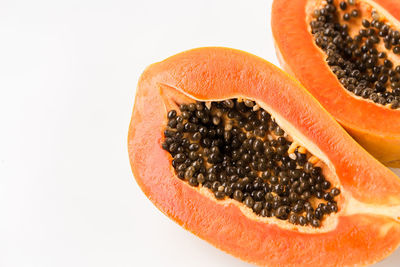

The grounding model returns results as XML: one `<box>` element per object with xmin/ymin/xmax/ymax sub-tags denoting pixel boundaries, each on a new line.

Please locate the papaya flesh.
<box><xmin>272</xmin><ymin>0</ymin><xmax>400</xmax><ymax>167</ymax></box>
<box><xmin>128</xmin><ymin>47</ymin><xmax>400</xmax><ymax>266</ymax></box>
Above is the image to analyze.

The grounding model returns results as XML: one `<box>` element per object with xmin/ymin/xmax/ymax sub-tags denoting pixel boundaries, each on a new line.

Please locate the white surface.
<box><xmin>1</xmin><ymin>0</ymin><xmax>400</xmax><ymax>266</ymax></box>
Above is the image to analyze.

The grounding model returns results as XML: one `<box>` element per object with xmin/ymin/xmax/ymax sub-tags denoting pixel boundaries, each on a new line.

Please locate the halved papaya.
<box><xmin>272</xmin><ymin>0</ymin><xmax>400</xmax><ymax>167</ymax></box>
<box><xmin>128</xmin><ymin>47</ymin><xmax>400</xmax><ymax>266</ymax></box>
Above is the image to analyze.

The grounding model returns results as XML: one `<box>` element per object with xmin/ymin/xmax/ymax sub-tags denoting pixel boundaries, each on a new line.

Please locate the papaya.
<box><xmin>272</xmin><ymin>0</ymin><xmax>400</xmax><ymax>167</ymax></box>
<box><xmin>128</xmin><ymin>47</ymin><xmax>400</xmax><ymax>266</ymax></box>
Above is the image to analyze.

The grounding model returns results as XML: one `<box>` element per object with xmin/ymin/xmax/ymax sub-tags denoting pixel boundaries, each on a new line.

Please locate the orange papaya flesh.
<box><xmin>128</xmin><ymin>47</ymin><xmax>400</xmax><ymax>266</ymax></box>
<box><xmin>272</xmin><ymin>0</ymin><xmax>400</xmax><ymax>167</ymax></box>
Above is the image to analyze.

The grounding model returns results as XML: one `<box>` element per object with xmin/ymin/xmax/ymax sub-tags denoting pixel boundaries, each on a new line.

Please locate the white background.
<box><xmin>1</xmin><ymin>0</ymin><xmax>400</xmax><ymax>266</ymax></box>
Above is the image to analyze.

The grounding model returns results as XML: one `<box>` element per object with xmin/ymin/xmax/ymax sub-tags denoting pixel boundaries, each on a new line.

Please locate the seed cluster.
<box><xmin>311</xmin><ymin>0</ymin><xmax>400</xmax><ymax>109</ymax></box>
<box><xmin>162</xmin><ymin>99</ymin><xmax>340</xmax><ymax>227</ymax></box>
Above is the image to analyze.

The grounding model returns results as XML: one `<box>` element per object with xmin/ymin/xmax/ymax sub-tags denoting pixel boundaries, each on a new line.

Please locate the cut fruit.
<box><xmin>128</xmin><ymin>47</ymin><xmax>400</xmax><ymax>266</ymax></box>
<box><xmin>272</xmin><ymin>0</ymin><xmax>400</xmax><ymax>167</ymax></box>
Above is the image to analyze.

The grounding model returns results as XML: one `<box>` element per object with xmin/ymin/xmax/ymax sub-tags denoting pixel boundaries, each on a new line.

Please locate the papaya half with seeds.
<box><xmin>128</xmin><ymin>47</ymin><xmax>400</xmax><ymax>266</ymax></box>
<box><xmin>272</xmin><ymin>0</ymin><xmax>400</xmax><ymax>167</ymax></box>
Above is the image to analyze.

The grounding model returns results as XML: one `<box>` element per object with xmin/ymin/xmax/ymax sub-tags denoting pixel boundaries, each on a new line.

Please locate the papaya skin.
<box><xmin>128</xmin><ymin>47</ymin><xmax>400</xmax><ymax>266</ymax></box>
<box><xmin>272</xmin><ymin>0</ymin><xmax>400</xmax><ymax>167</ymax></box>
